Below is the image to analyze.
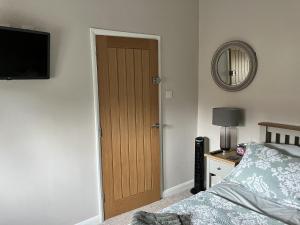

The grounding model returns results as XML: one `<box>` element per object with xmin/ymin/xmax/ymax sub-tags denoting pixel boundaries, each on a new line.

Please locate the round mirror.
<box><xmin>211</xmin><ymin>41</ymin><xmax>257</xmax><ymax>91</ymax></box>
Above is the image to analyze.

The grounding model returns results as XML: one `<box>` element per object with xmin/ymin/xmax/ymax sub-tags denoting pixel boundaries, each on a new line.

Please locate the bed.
<box><xmin>161</xmin><ymin>122</ymin><xmax>300</xmax><ymax>225</ymax></box>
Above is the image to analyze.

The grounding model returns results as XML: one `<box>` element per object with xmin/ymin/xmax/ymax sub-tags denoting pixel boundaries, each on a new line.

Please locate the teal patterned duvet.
<box><xmin>162</xmin><ymin>183</ymin><xmax>286</xmax><ymax>225</ymax></box>
<box><xmin>161</xmin><ymin>143</ymin><xmax>300</xmax><ymax>225</ymax></box>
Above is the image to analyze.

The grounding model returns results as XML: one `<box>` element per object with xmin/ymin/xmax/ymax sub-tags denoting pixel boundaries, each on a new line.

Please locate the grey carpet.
<box><xmin>101</xmin><ymin>190</ymin><xmax>192</xmax><ymax>225</ymax></box>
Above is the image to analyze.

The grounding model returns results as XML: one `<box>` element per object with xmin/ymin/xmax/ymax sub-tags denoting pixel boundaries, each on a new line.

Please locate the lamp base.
<box><xmin>220</xmin><ymin>127</ymin><xmax>231</xmax><ymax>152</ymax></box>
<box><xmin>221</xmin><ymin>149</ymin><xmax>230</xmax><ymax>155</ymax></box>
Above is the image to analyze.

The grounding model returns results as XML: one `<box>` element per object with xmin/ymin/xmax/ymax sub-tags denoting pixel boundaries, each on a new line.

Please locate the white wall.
<box><xmin>198</xmin><ymin>0</ymin><xmax>300</xmax><ymax>151</ymax></box>
<box><xmin>0</xmin><ymin>0</ymin><xmax>199</xmax><ymax>224</ymax></box>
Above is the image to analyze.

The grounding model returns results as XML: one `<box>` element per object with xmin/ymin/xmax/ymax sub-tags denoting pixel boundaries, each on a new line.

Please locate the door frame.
<box><xmin>89</xmin><ymin>28</ymin><xmax>162</xmax><ymax>223</ymax></box>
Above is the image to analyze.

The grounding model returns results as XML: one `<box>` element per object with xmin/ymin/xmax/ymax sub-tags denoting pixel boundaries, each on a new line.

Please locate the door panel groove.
<box><xmin>108</xmin><ymin>48</ymin><xmax>123</xmax><ymax>200</ymax></box>
<box><xmin>117</xmin><ymin>48</ymin><xmax>130</xmax><ymax>198</ymax></box>
<box><xmin>134</xmin><ymin>49</ymin><xmax>145</xmax><ymax>193</ymax></box>
<box><xmin>142</xmin><ymin>50</ymin><xmax>152</xmax><ymax>191</ymax></box>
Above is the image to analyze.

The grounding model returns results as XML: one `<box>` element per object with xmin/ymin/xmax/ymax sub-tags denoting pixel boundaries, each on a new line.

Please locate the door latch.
<box><xmin>151</xmin><ymin>123</ymin><xmax>160</xmax><ymax>128</ymax></box>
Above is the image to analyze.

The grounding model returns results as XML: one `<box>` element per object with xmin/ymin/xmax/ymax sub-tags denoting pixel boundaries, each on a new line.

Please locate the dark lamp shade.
<box><xmin>212</xmin><ymin>107</ymin><xmax>242</xmax><ymax>127</ymax></box>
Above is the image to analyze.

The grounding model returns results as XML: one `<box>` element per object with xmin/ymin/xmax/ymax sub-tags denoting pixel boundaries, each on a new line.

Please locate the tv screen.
<box><xmin>0</xmin><ymin>26</ymin><xmax>50</xmax><ymax>80</ymax></box>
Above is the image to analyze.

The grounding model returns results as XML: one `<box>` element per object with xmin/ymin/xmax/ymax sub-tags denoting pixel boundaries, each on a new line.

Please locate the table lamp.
<box><xmin>212</xmin><ymin>107</ymin><xmax>242</xmax><ymax>153</ymax></box>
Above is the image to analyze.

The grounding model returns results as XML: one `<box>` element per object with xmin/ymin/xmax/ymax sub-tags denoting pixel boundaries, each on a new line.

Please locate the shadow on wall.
<box><xmin>203</xmin><ymin>137</ymin><xmax>210</xmax><ymax>153</ymax></box>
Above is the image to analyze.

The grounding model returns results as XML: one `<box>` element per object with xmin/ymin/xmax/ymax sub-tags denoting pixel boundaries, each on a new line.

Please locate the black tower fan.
<box><xmin>190</xmin><ymin>137</ymin><xmax>205</xmax><ymax>194</ymax></box>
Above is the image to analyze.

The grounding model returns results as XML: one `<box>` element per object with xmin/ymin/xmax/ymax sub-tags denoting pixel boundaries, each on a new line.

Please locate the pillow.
<box><xmin>225</xmin><ymin>143</ymin><xmax>300</xmax><ymax>210</ymax></box>
<box><xmin>264</xmin><ymin>143</ymin><xmax>300</xmax><ymax>157</ymax></box>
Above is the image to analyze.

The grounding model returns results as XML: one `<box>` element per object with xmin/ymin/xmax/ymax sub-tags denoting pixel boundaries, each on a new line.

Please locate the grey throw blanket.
<box><xmin>131</xmin><ymin>211</ymin><xmax>191</xmax><ymax>225</ymax></box>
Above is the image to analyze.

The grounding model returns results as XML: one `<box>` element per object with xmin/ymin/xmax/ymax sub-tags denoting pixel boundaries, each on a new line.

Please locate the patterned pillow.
<box><xmin>264</xmin><ymin>143</ymin><xmax>300</xmax><ymax>157</ymax></box>
<box><xmin>225</xmin><ymin>143</ymin><xmax>300</xmax><ymax>209</ymax></box>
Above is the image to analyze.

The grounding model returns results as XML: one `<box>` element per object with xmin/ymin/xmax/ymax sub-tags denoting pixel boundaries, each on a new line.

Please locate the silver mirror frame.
<box><xmin>211</xmin><ymin>41</ymin><xmax>258</xmax><ymax>92</ymax></box>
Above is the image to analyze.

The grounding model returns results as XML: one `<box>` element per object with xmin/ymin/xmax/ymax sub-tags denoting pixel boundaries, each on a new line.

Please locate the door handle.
<box><xmin>151</xmin><ymin>123</ymin><xmax>160</xmax><ymax>128</ymax></box>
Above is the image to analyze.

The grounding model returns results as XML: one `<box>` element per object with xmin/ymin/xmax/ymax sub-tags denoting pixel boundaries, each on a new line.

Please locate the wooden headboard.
<box><xmin>258</xmin><ymin>122</ymin><xmax>300</xmax><ymax>146</ymax></box>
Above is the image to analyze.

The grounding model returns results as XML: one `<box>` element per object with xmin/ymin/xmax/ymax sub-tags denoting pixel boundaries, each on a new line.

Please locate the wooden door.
<box><xmin>96</xmin><ymin>36</ymin><xmax>160</xmax><ymax>219</ymax></box>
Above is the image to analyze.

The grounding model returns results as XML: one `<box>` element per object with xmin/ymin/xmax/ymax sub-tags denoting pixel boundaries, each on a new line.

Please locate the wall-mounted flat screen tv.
<box><xmin>0</xmin><ymin>26</ymin><xmax>50</xmax><ymax>80</ymax></box>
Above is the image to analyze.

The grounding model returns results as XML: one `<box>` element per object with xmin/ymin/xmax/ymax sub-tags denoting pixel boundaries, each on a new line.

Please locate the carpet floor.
<box><xmin>101</xmin><ymin>190</ymin><xmax>192</xmax><ymax>225</ymax></box>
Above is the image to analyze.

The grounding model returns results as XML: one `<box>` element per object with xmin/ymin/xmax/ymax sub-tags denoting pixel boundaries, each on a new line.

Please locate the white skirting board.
<box><xmin>162</xmin><ymin>180</ymin><xmax>194</xmax><ymax>198</ymax></box>
<box><xmin>74</xmin><ymin>215</ymin><xmax>100</xmax><ymax>225</ymax></box>
<box><xmin>75</xmin><ymin>180</ymin><xmax>193</xmax><ymax>225</ymax></box>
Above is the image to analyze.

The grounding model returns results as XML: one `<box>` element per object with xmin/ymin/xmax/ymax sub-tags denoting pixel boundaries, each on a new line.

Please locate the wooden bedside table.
<box><xmin>205</xmin><ymin>150</ymin><xmax>242</xmax><ymax>189</ymax></box>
